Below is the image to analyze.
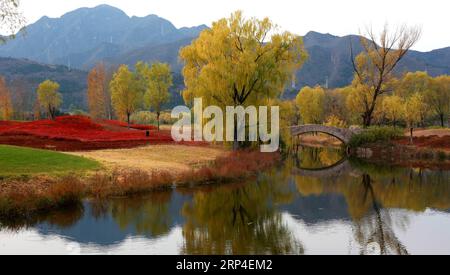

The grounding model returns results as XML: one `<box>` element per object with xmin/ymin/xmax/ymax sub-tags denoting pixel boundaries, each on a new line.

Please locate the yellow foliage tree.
<box><xmin>324</xmin><ymin>115</ymin><xmax>347</xmax><ymax>128</ymax></box>
<box><xmin>351</xmin><ymin>25</ymin><xmax>421</xmax><ymax>126</ymax></box>
<box><xmin>87</xmin><ymin>63</ymin><xmax>109</xmax><ymax>119</ymax></box>
<box><xmin>427</xmin><ymin>75</ymin><xmax>450</xmax><ymax>127</ymax></box>
<box><xmin>0</xmin><ymin>76</ymin><xmax>13</xmax><ymax>120</ymax></box>
<box><xmin>404</xmin><ymin>93</ymin><xmax>426</xmax><ymax>143</ymax></box>
<box><xmin>142</xmin><ymin>62</ymin><xmax>173</xmax><ymax>130</ymax></box>
<box><xmin>394</xmin><ymin>71</ymin><xmax>432</xmax><ymax>98</ymax></box>
<box><xmin>37</xmin><ymin>80</ymin><xmax>62</xmax><ymax>120</ymax></box>
<box><xmin>382</xmin><ymin>95</ymin><xmax>404</xmax><ymax>127</ymax></box>
<box><xmin>110</xmin><ymin>65</ymin><xmax>142</xmax><ymax>126</ymax></box>
<box><xmin>180</xmin><ymin>11</ymin><xmax>307</xmax><ymax>108</ymax></box>
<box><xmin>295</xmin><ymin>86</ymin><xmax>326</xmax><ymax>124</ymax></box>
<box><xmin>345</xmin><ymin>83</ymin><xmax>383</xmax><ymax>125</ymax></box>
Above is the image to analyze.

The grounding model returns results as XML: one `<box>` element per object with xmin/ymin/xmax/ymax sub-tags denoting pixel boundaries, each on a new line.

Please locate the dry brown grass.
<box><xmin>68</xmin><ymin>145</ymin><xmax>227</xmax><ymax>174</ymax></box>
<box><xmin>410</xmin><ymin>129</ymin><xmax>450</xmax><ymax>137</ymax></box>
<box><xmin>0</xmin><ymin>175</ymin><xmax>84</xmax><ymax>219</ymax></box>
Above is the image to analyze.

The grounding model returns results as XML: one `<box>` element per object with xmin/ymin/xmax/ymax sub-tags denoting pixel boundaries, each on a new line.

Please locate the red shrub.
<box><xmin>101</xmin><ymin>119</ymin><xmax>157</xmax><ymax>131</ymax></box>
<box><xmin>0</xmin><ymin>115</ymin><xmax>169</xmax><ymax>142</ymax></box>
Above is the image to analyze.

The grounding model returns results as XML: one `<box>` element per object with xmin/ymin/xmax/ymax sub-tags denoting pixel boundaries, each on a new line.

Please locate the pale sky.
<box><xmin>19</xmin><ymin>0</ymin><xmax>450</xmax><ymax>52</ymax></box>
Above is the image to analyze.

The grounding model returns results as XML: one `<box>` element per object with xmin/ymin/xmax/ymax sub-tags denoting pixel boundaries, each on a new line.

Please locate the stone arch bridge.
<box><xmin>290</xmin><ymin>125</ymin><xmax>363</xmax><ymax>144</ymax></box>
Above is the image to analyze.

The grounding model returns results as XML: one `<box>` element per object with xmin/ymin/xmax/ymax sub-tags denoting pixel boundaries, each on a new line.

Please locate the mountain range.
<box><xmin>0</xmin><ymin>4</ymin><xmax>449</xmax><ymax>109</ymax></box>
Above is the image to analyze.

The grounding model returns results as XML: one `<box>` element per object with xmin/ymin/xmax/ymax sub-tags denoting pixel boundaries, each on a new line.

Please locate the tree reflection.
<box><xmin>354</xmin><ymin>174</ymin><xmax>408</xmax><ymax>255</ymax></box>
<box><xmin>181</xmin><ymin>174</ymin><xmax>304</xmax><ymax>255</ymax></box>
<box><xmin>294</xmin><ymin>146</ymin><xmax>344</xmax><ymax>169</ymax></box>
<box><xmin>0</xmin><ymin>203</ymin><xmax>84</xmax><ymax>231</ymax></box>
<box><xmin>294</xmin><ymin>157</ymin><xmax>450</xmax><ymax>255</ymax></box>
<box><xmin>109</xmin><ymin>191</ymin><xmax>173</xmax><ymax>237</ymax></box>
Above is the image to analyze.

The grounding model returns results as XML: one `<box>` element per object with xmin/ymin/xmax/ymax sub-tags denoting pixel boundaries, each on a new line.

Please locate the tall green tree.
<box><xmin>37</xmin><ymin>80</ymin><xmax>62</xmax><ymax>120</ymax></box>
<box><xmin>143</xmin><ymin>63</ymin><xmax>173</xmax><ymax>130</ymax></box>
<box><xmin>110</xmin><ymin>65</ymin><xmax>142</xmax><ymax>126</ymax></box>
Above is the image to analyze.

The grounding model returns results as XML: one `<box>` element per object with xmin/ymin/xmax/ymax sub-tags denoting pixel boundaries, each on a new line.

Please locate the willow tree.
<box><xmin>404</xmin><ymin>93</ymin><xmax>426</xmax><ymax>144</ymax></box>
<box><xmin>351</xmin><ymin>25</ymin><xmax>421</xmax><ymax>127</ymax></box>
<box><xmin>427</xmin><ymin>75</ymin><xmax>450</xmax><ymax>127</ymax></box>
<box><xmin>143</xmin><ymin>62</ymin><xmax>173</xmax><ymax>130</ymax></box>
<box><xmin>394</xmin><ymin>71</ymin><xmax>432</xmax><ymax>98</ymax></box>
<box><xmin>382</xmin><ymin>95</ymin><xmax>404</xmax><ymax>127</ymax></box>
<box><xmin>110</xmin><ymin>65</ymin><xmax>141</xmax><ymax>126</ymax></box>
<box><xmin>295</xmin><ymin>86</ymin><xmax>326</xmax><ymax>124</ymax></box>
<box><xmin>37</xmin><ymin>80</ymin><xmax>62</xmax><ymax>120</ymax></box>
<box><xmin>0</xmin><ymin>0</ymin><xmax>26</xmax><ymax>43</ymax></box>
<box><xmin>180</xmin><ymin>11</ymin><xmax>307</xmax><ymax>148</ymax></box>
<box><xmin>0</xmin><ymin>76</ymin><xmax>13</xmax><ymax>120</ymax></box>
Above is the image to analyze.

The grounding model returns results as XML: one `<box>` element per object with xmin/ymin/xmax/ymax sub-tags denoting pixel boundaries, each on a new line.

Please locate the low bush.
<box><xmin>348</xmin><ymin>126</ymin><xmax>403</xmax><ymax>148</ymax></box>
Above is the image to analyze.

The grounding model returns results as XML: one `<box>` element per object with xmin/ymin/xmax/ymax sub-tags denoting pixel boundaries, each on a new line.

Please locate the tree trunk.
<box><xmin>157</xmin><ymin>112</ymin><xmax>161</xmax><ymax>131</ymax></box>
<box><xmin>363</xmin><ymin>112</ymin><xmax>373</xmax><ymax>128</ymax></box>
<box><xmin>440</xmin><ymin>113</ymin><xmax>445</xmax><ymax>128</ymax></box>
<box><xmin>127</xmin><ymin>113</ymin><xmax>131</xmax><ymax>128</ymax></box>
<box><xmin>49</xmin><ymin>106</ymin><xmax>55</xmax><ymax>120</ymax></box>
<box><xmin>409</xmin><ymin>127</ymin><xmax>414</xmax><ymax>145</ymax></box>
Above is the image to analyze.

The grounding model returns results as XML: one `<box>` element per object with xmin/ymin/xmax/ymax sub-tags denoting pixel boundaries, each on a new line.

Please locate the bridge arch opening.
<box><xmin>290</xmin><ymin>125</ymin><xmax>357</xmax><ymax>145</ymax></box>
<box><xmin>294</xmin><ymin>131</ymin><xmax>346</xmax><ymax>145</ymax></box>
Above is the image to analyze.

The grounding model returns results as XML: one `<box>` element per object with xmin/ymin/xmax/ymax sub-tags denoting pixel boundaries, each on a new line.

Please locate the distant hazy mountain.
<box><xmin>0</xmin><ymin>5</ymin><xmax>207</xmax><ymax>69</ymax></box>
<box><xmin>1</xmin><ymin>5</ymin><xmax>449</xmax><ymax>107</ymax></box>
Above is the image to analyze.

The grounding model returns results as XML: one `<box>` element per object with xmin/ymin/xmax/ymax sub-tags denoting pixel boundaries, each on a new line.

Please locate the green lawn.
<box><xmin>0</xmin><ymin>145</ymin><xmax>100</xmax><ymax>176</ymax></box>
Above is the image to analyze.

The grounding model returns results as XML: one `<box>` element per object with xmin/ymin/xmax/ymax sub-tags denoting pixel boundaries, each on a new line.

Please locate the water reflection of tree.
<box><xmin>0</xmin><ymin>203</ymin><xmax>84</xmax><ymax>231</ymax></box>
<box><xmin>181</xmin><ymin>173</ymin><xmax>304</xmax><ymax>255</ymax></box>
<box><xmin>354</xmin><ymin>174</ymin><xmax>408</xmax><ymax>255</ymax></box>
<box><xmin>294</xmin><ymin>146</ymin><xmax>344</xmax><ymax>169</ymax></box>
<box><xmin>294</xmin><ymin>158</ymin><xmax>450</xmax><ymax>255</ymax></box>
<box><xmin>108</xmin><ymin>191</ymin><xmax>173</xmax><ymax>237</ymax></box>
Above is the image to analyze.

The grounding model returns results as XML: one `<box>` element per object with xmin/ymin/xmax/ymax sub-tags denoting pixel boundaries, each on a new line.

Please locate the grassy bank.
<box><xmin>0</xmin><ymin>149</ymin><xmax>280</xmax><ymax>220</ymax></box>
<box><xmin>0</xmin><ymin>145</ymin><xmax>100</xmax><ymax>177</ymax></box>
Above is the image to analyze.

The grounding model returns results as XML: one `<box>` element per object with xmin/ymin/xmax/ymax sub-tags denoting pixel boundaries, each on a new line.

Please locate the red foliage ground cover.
<box><xmin>0</xmin><ymin>115</ymin><xmax>192</xmax><ymax>151</ymax></box>
<box><xmin>395</xmin><ymin>136</ymin><xmax>450</xmax><ymax>150</ymax></box>
<box><xmin>101</xmin><ymin>119</ymin><xmax>157</xmax><ymax>131</ymax></box>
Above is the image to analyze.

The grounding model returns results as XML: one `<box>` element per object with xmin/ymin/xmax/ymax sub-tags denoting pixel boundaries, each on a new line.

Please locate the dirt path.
<box><xmin>410</xmin><ymin>129</ymin><xmax>450</xmax><ymax>137</ymax></box>
<box><xmin>68</xmin><ymin>145</ymin><xmax>228</xmax><ymax>174</ymax></box>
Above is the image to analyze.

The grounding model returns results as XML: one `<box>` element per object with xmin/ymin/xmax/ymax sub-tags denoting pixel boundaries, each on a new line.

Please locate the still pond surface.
<box><xmin>1</xmin><ymin>147</ymin><xmax>449</xmax><ymax>255</ymax></box>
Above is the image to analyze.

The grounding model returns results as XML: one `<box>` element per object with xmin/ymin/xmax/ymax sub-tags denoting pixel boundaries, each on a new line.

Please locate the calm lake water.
<box><xmin>1</xmin><ymin>147</ymin><xmax>449</xmax><ymax>255</ymax></box>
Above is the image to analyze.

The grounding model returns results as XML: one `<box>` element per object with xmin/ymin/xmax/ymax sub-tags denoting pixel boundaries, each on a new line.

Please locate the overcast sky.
<box><xmin>19</xmin><ymin>0</ymin><xmax>450</xmax><ymax>51</ymax></box>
